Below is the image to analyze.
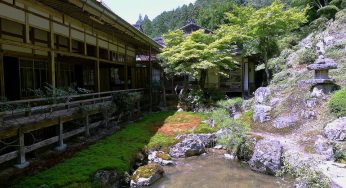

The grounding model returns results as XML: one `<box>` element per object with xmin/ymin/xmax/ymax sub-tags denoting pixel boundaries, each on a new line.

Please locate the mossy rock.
<box><xmin>237</xmin><ymin>134</ymin><xmax>264</xmax><ymax>161</ymax></box>
<box><xmin>155</xmin><ymin>151</ymin><xmax>171</xmax><ymax>160</ymax></box>
<box><xmin>131</xmin><ymin>164</ymin><xmax>164</xmax><ymax>183</ymax></box>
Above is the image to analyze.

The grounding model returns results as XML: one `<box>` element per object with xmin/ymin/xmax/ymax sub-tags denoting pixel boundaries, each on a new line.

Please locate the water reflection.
<box><xmin>150</xmin><ymin>153</ymin><xmax>292</xmax><ymax>188</ymax></box>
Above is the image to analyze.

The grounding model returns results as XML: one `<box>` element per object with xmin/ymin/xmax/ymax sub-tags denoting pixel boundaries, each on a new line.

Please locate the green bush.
<box><xmin>330</xmin><ymin>0</ymin><xmax>346</xmax><ymax>9</ymax></box>
<box><xmin>211</xmin><ymin>108</ymin><xmax>249</xmax><ymax>152</ymax></box>
<box><xmin>318</xmin><ymin>5</ymin><xmax>340</xmax><ymax>19</ymax></box>
<box><xmin>329</xmin><ymin>87</ymin><xmax>346</xmax><ymax>117</ymax></box>
<box><xmin>297</xmin><ymin>48</ymin><xmax>316</xmax><ymax>65</ymax></box>
<box><xmin>217</xmin><ymin>98</ymin><xmax>242</xmax><ymax>109</ymax></box>
<box><xmin>309</xmin><ymin>17</ymin><xmax>329</xmax><ymax>31</ymax></box>
<box><xmin>271</xmin><ymin>71</ymin><xmax>290</xmax><ymax>84</ymax></box>
<box><xmin>335</xmin><ymin>9</ymin><xmax>346</xmax><ymax>20</ymax></box>
<box><xmin>278</xmin><ymin>34</ymin><xmax>301</xmax><ymax>50</ymax></box>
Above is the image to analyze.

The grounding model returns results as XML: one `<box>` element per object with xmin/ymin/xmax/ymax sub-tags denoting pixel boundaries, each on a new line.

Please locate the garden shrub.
<box><xmin>278</xmin><ymin>33</ymin><xmax>301</xmax><ymax>50</ymax></box>
<box><xmin>211</xmin><ymin>108</ymin><xmax>249</xmax><ymax>152</ymax></box>
<box><xmin>317</xmin><ymin>5</ymin><xmax>340</xmax><ymax>19</ymax></box>
<box><xmin>271</xmin><ymin>70</ymin><xmax>290</xmax><ymax>84</ymax></box>
<box><xmin>267</xmin><ymin>48</ymin><xmax>294</xmax><ymax>74</ymax></box>
<box><xmin>309</xmin><ymin>17</ymin><xmax>329</xmax><ymax>32</ymax></box>
<box><xmin>330</xmin><ymin>0</ymin><xmax>346</xmax><ymax>9</ymax></box>
<box><xmin>329</xmin><ymin>87</ymin><xmax>346</xmax><ymax>117</ymax></box>
<box><xmin>112</xmin><ymin>91</ymin><xmax>141</xmax><ymax>115</ymax></box>
<box><xmin>335</xmin><ymin>8</ymin><xmax>346</xmax><ymax>20</ymax></box>
<box><xmin>277</xmin><ymin>158</ymin><xmax>330</xmax><ymax>188</ymax></box>
<box><xmin>297</xmin><ymin>48</ymin><xmax>316</xmax><ymax>65</ymax></box>
<box><xmin>183</xmin><ymin>89</ymin><xmax>207</xmax><ymax>111</ymax></box>
<box><xmin>207</xmin><ymin>88</ymin><xmax>227</xmax><ymax>102</ymax></box>
<box><xmin>217</xmin><ymin>98</ymin><xmax>242</xmax><ymax>109</ymax></box>
<box><xmin>325</xmin><ymin>41</ymin><xmax>346</xmax><ymax>60</ymax></box>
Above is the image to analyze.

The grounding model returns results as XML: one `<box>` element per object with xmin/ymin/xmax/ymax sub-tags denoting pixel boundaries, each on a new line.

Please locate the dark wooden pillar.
<box><xmin>124</xmin><ymin>46</ymin><xmax>128</xmax><ymax>89</ymax></box>
<box><xmin>85</xmin><ymin>115</ymin><xmax>90</xmax><ymax>137</ymax></box>
<box><xmin>149</xmin><ymin>47</ymin><xmax>153</xmax><ymax>112</ymax></box>
<box><xmin>95</xmin><ymin>36</ymin><xmax>100</xmax><ymax>92</ymax></box>
<box><xmin>48</xmin><ymin>15</ymin><xmax>56</xmax><ymax>88</ymax></box>
<box><xmin>0</xmin><ymin>52</ymin><xmax>4</xmax><ymax>98</ymax></box>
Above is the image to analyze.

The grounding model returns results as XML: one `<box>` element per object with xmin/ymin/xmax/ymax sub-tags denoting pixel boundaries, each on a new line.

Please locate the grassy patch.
<box><xmin>15</xmin><ymin>111</ymin><xmax>211</xmax><ymax>187</ymax></box>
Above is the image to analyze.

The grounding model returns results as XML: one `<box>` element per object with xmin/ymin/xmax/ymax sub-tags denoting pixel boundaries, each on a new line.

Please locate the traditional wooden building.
<box><xmin>157</xmin><ymin>19</ymin><xmax>261</xmax><ymax>96</ymax></box>
<box><xmin>0</xmin><ymin>0</ymin><xmax>161</xmax><ymax>101</ymax></box>
<box><xmin>0</xmin><ymin>0</ymin><xmax>161</xmax><ymax>169</ymax></box>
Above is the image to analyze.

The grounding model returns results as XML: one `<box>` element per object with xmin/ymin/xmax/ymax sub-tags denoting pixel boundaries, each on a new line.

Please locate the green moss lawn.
<box><xmin>15</xmin><ymin>111</ymin><xmax>212</xmax><ymax>188</ymax></box>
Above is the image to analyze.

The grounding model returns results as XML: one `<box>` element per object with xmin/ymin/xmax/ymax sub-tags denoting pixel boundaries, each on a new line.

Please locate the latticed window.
<box><xmin>19</xmin><ymin>59</ymin><xmax>48</xmax><ymax>97</ymax></box>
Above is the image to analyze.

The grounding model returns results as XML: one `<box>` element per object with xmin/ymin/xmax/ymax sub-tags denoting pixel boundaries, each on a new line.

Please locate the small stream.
<box><xmin>150</xmin><ymin>153</ymin><xmax>292</xmax><ymax>188</ymax></box>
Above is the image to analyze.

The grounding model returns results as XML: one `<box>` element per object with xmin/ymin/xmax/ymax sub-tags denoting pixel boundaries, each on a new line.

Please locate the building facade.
<box><xmin>0</xmin><ymin>0</ymin><xmax>161</xmax><ymax>101</ymax></box>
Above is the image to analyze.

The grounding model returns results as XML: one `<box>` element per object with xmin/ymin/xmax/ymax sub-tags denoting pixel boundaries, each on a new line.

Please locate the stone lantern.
<box><xmin>307</xmin><ymin>57</ymin><xmax>338</xmax><ymax>97</ymax></box>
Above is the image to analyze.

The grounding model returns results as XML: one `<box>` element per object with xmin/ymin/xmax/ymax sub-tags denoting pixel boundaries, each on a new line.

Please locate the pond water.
<box><xmin>150</xmin><ymin>153</ymin><xmax>292</xmax><ymax>188</ymax></box>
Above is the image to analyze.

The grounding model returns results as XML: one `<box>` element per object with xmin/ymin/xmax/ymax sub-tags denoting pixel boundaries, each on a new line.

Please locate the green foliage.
<box><xmin>334</xmin><ymin>144</ymin><xmax>346</xmax><ymax>163</ymax></box>
<box><xmin>317</xmin><ymin>5</ymin><xmax>340</xmax><ymax>19</ymax></box>
<box><xmin>297</xmin><ymin>48</ymin><xmax>316</xmax><ymax>64</ymax></box>
<box><xmin>217</xmin><ymin>98</ymin><xmax>242</xmax><ymax>109</ymax></box>
<box><xmin>271</xmin><ymin>70</ymin><xmax>291</xmax><ymax>84</ymax></box>
<box><xmin>330</xmin><ymin>0</ymin><xmax>346</xmax><ymax>9</ymax></box>
<box><xmin>193</xmin><ymin>123</ymin><xmax>217</xmax><ymax>134</ymax></box>
<box><xmin>16</xmin><ymin>112</ymin><xmax>175</xmax><ymax>188</ymax></box>
<box><xmin>217</xmin><ymin>0</ymin><xmax>307</xmax><ymax>83</ymax></box>
<box><xmin>309</xmin><ymin>16</ymin><xmax>329</xmax><ymax>31</ymax></box>
<box><xmin>212</xmin><ymin>108</ymin><xmax>250</xmax><ymax>152</ymax></box>
<box><xmin>278</xmin><ymin>33</ymin><xmax>302</xmax><ymax>50</ymax></box>
<box><xmin>160</xmin><ymin>29</ymin><xmax>236</xmax><ymax>89</ymax></box>
<box><xmin>207</xmin><ymin>89</ymin><xmax>227</xmax><ymax>102</ymax></box>
<box><xmin>329</xmin><ymin>87</ymin><xmax>346</xmax><ymax>117</ymax></box>
<box><xmin>177</xmin><ymin>89</ymin><xmax>207</xmax><ymax>111</ymax></box>
<box><xmin>325</xmin><ymin>41</ymin><xmax>346</xmax><ymax>59</ymax></box>
<box><xmin>31</xmin><ymin>84</ymin><xmax>78</xmax><ymax>104</ymax></box>
<box><xmin>112</xmin><ymin>92</ymin><xmax>141</xmax><ymax>114</ymax></box>
<box><xmin>277</xmin><ymin>158</ymin><xmax>330</xmax><ymax>188</ymax></box>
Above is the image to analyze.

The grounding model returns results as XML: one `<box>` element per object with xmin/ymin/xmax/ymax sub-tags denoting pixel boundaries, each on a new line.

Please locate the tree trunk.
<box><xmin>199</xmin><ymin>70</ymin><xmax>207</xmax><ymax>90</ymax></box>
<box><xmin>264</xmin><ymin>49</ymin><xmax>270</xmax><ymax>86</ymax></box>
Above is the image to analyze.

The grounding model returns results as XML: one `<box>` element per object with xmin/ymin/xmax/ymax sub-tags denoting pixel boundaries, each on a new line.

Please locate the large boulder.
<box><xmin>177</xmin><ymin>133</ymin><xmax>216</xmax><ymax>148</ymax></box>
<box><xmin>148</xmin><ymin>151</ymin><xmax>175</xmax><ymax>166</ymax></box>
<box><xmin>254</xmin><ymin>87</ymin><xmax>271</xmax><ymax>105</ymax></box>
<box><xmin>93</xmin><ymin>170</ymin><xmax>119</xmax><ymax>188</ymax></box>
<box><xmin>273</xmin><ymin>115</ymin><xmax>299</xmax><ymax>129</ymax></box>
<box><xmin>248</xmin><ymin>139</ymin><xmax>283</xmax><ymax>175</ymax></box>
<box><xmin>169</xmin><ymin>138</ymin><xmax>206</xmax><ymax>158</ymax></box>
<box><xmin>130</xmin><ymin>164</ymin><xmax>164</xmax><ymax>187</ymax></box>
<box><xmin>314</xmin><ymin>135</ymin><xmax>334</xmax><ymax>161</ymax></box>
<box><xmin>253</xmin><ymin>105</ymin><xmax>272</xmax><ymax>123</ymax></box>
<box><xmin>324</xmin><ymin>117</ymin><xmax>346</xmax><ymax>141</ymax></box>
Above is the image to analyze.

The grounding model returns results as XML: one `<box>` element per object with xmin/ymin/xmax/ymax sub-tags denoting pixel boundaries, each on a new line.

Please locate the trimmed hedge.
<box><xmin>329</xmin><ymin>87</ymin><xmax>346</xmax><ymax>117</ymax></box>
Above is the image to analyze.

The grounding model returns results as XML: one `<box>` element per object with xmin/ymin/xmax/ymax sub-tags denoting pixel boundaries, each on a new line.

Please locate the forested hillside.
<box><xmin>136</xmin><ymin>0</ymin><xmax>301</xmax><ymax>38</ymax></box>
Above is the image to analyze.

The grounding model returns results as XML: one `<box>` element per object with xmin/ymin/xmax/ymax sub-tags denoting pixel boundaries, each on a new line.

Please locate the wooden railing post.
<box><xmin>55</xmin><ymin>118</ymin><xmax>66</xmax><ymax>151</ymax></box>
<box><xmin>0</xmin><ymin>115</ymin><xmax>3</xmax><ymax>127</ymax></box>
<box><xmin>85</xmin><ymin>115</ymin><xmax>90</xmax><ymax>137</ymax></box>
<box><xmin>14</xmin><ymin>129</ymin><xmax>29</xmax><ymax>169</ymax></box>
